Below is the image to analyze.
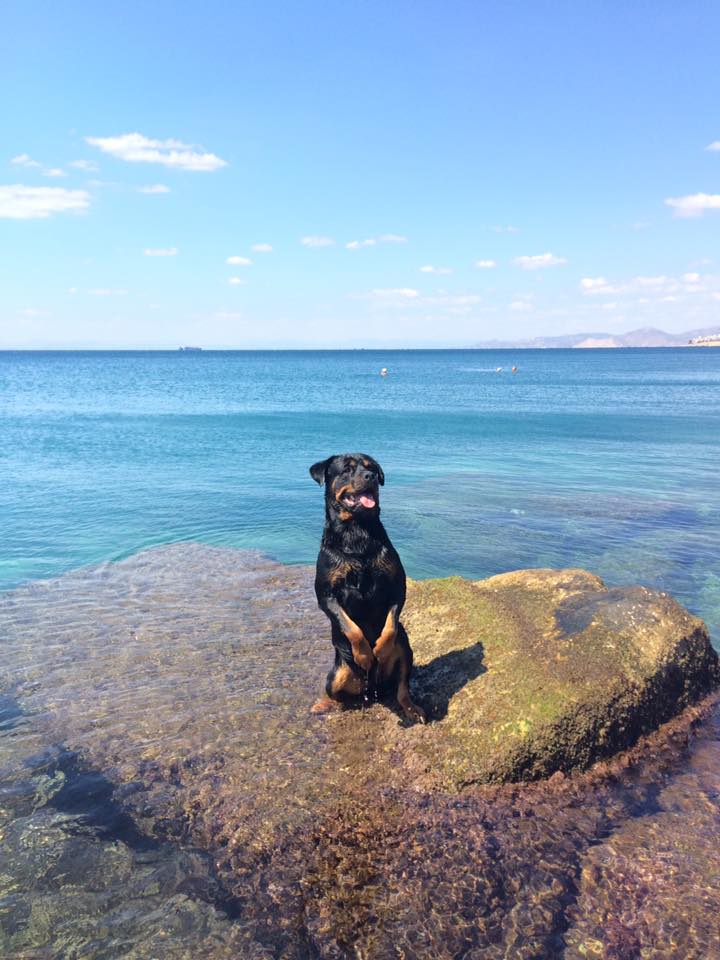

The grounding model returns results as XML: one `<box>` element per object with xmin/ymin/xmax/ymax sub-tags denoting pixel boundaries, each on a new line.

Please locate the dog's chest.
<box><xmin>341</xmin><ymin>548</ymin><xmax>398</xmax><ymax>599</ymax></box>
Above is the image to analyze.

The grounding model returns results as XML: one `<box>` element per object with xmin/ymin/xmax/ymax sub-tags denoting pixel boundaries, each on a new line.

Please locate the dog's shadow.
<box><xmin>411</xmin><ymin>641</ymin><xmax>486</xmax><ymax>721</ymax></box>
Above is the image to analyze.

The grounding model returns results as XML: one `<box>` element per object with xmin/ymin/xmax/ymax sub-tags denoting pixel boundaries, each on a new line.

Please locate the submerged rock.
<box><xmin>402</xmin><ymin>568</ymin><xmax>719</xmax><ymax>786</ymax></box>
<box><xmin>2</xmin><ymin>546</ymin><xmax>719</xmax><ymax>958</ymax></box>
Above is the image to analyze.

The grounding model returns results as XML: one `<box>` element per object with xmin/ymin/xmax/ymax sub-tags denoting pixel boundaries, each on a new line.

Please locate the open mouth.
<box><xmin>341</xmin><ymin>489</ymin><xmax>377</xmax><ymax>510</ymax></box>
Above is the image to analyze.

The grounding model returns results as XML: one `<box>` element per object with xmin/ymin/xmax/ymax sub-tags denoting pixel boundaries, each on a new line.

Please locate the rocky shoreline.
<box><xmin>1</xmin><ymin>543</ymin><xmax>719</xmax><ymax>958</ymax></box>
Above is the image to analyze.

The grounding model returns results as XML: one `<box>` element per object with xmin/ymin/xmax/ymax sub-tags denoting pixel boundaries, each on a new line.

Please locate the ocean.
<box><xmin>2</xmin><ymin>347</ymin><xmax>720</xmax><ymax>958</ymax></box>
<box><xmin>2</xmin><ymin>348</ymin><xmax>719</xmax><ymax>636</ymax></box>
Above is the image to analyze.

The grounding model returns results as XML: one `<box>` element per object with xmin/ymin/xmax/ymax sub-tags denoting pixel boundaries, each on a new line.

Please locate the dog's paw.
<box><xmin>310</xmin><ymin>696</ymin><xmax>342</xmax><ymax>715</ymax></box>
<box><xmin>401</xmin><ymin>701</ymin><xmax>426</xmax><ymax>724</ymax></box>
<box><xmin>353</xmin><ymin>646</ymin><xmax>375</xmax><ymax>673</ymax></box>
<box><xmin>373</xmin><ymin>642</ymin><xmax>394</xmax><ymax>667</ymax></box>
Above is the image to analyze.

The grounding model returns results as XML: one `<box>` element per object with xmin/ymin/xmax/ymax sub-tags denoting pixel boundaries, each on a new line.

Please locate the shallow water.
<box><xmin>2</xmin><ymin>348</ymin><xmax>720</xmax><ymax>957</ymax></box>
<box><xmin>1</xmin><ymin>544</ymin><xmax>720</xmax><ymax>959</ymax></box>
<box><xmin>2</xmin><ymin>349</ymin><xmax>719</xmax><ymax>643</ymax></box>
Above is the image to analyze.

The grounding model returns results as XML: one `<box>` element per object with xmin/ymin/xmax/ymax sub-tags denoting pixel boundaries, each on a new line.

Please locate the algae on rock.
<box><xmin>400</xmin><ymin>568</ymin><xmax>719</xmax><ymax>787</ymax></box>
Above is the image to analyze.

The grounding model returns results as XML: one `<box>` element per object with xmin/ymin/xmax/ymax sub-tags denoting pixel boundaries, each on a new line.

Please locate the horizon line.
<box><xmin>0</xmin><ymin>345</ymin><xmax>704</xmax><ymax>353</ymax></box>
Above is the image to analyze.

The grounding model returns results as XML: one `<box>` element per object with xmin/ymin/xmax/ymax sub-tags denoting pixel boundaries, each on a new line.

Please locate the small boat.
<box><xmin>380</xmin><ymin>367</ymin><xmax>389</xmax><ymax>377</ymax></box>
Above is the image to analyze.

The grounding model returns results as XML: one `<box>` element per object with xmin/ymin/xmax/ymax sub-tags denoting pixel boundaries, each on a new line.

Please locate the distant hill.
<box><xmin>470</xmin><ymin>325</ymin><xmax>720</xmax><ymax>349</ymax></box>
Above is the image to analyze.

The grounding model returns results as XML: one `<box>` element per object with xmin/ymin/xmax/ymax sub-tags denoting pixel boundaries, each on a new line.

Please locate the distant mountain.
<box><xmin>470</xmin><ymin>325</ymin><xmax>720</xmax><ymax>349</ymax></box>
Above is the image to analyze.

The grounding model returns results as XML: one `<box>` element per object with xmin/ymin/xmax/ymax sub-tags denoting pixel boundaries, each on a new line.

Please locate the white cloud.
<box><xmin>515</xmin><ymin>252</ymin><xmax>568</xmax><ymax>270</ymax></box>
<box><xmin>21</xmin><ymin>307</ymin><xmax>45</xmax><ymax>317</ymax></box>
<box><xmin>705</xmin><ymin>141</ymin><xmax>720</xmax><ymax>152</ymax></box>
<box><xmin>227</xmin><ymin>255</ymin><xmax>252</xmax><ymax>265</ymax></box>
<box><xmin>301</xmin><ymin>235</ymin><xmax>334</xmax><ymax>247</ymax></box>
<box><xmin>580</xmin><ymin>270</ymin><xmax>720</xmax><ymax>302</ymax></box>
<box><xmin>11</xmin><ymin>154</ymin><xmax>41</xmax><ymax>168</ymax></box>
<box><xmin>228</xmin><ymin>277</ymin><xmax>246</xmax><ymax>286</ymax></box>
<box><xmin>352</xmin><ymin>288</ymin><xmax>485</xmax><ymax>319</ymax></box>
<box><xmin>11</xmin><ymin>154</ymin><xmax>70</xmax><ymax>178</ymax></box>
<box><xmin>68</xmin><ymin>287</ymin><xmax>78</xmax><ymax>295</ymax></box>
<box><xmin>419</xmin><ymin>265</ymin><xmax>452</xmax><ymax>274</ymax></box>
<box><xmin>346</xmin><ymin>234</ymin><xmax>406</xmax><ymax>249</ymax></box>
<box><xmin>251</xmin><ymin>243</ymin><xmax>272</xmax><ymax>253</ymax></box>
<box><xmin>580</xmin><ymin>276</ymin><xmax>610</xmax><ymax>292</ymax></box>
<box><xmin>69</xmin><ymin>159</ymin><xmax>99</xmax><ymax>172</ymax></box>
<box><xmin>0</xmin><ymin>185</ymin><xmax>91</xmax><ymax>219</ymax></box>
<box><xmin>138</xmin><ymin>184</ymin><xmax>170</xmax><ymax>194</ymax></box>
<box><xmin>85</xmin><ymin>132</ymin><xmax>227</xmax><ymax>171</ymax></box>
<box><xmin>493</xmin><ymin>225</ymin><xmax>519</xmax><ymax>233</ymax></box>
<box><xmin>88</xmin><ymin>288</ymin><xmax>128</xmax><ymax>296</ymax></box>
<box><xmin>370</xmin><ymin>288</ymin><xmax>419</xmax><ymax>298</ymax></box>
<box><xmin>144</xmin><ymin>247</ymin><xmax>178</xmax><ymax>256</ymax></box>
<box><xmin>444</xmin><ymin>294</ymin><xmax>482</xmax><ymax>306</ymax></box>
<box><xmin>665</xmin><ymin>193</ymin><xmax>720</xmax><ymax>218</ymax></box>
<box><xmin>475</xmin><ymin>259</ymin><xmax>496</xmax><ymax>269</ymax></box>
<box><xmin>509</xmin><ymin>300</ymin><xmax>533</xmax><ymax>311</ymax></box>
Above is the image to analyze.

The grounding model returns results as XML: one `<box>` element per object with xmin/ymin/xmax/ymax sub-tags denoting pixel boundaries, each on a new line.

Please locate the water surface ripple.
<box><xmin>1</xmin><ymin>349</ymin><xmax>719</xmax><ymax>643</ymax></box>
<box><xmin>2</xmin><ymin>349</ymin><xmax>720</xmax><ymax>957</ymax></box>
<box><xmin>1</xmin><ymin>544</ymin><xmax>720</xmax><ymax>958</ymax></box>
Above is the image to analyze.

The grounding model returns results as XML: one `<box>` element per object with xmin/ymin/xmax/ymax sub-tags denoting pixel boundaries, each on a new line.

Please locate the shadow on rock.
<box><xmin>412</xmin><ymin>641</ymin><xmax>486</xmax><ymax>720</ymax></box>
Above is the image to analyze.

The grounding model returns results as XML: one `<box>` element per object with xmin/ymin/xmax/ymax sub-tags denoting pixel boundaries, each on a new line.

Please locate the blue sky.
<box><xmin>2</xmin><ymin>0</ymin><xmax>720</xmax><ymax>347</ymax></box>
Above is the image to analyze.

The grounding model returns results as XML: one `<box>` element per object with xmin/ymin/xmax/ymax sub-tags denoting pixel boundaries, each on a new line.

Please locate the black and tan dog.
<box><xmin>309</xmin><ymin>452</ymin><xmax>425</xmax><ymax>722</ymax></box>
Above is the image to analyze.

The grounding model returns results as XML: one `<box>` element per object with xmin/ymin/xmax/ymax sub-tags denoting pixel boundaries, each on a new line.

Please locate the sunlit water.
<box><xmin>1</xmin><ymin>349</ymin><xmax>720</xmax><ymax>957</ymax></box>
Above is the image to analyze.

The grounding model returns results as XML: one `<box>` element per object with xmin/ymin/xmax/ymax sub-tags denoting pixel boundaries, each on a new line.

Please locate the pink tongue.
<box><xmin>359</xmin><ymin>494</ymin><xmax>376</xmax><ymax>508</ymax></box>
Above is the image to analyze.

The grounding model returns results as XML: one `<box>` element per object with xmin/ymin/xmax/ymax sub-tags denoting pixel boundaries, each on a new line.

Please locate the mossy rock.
<box><xmin>399</xmin><ymin>569</ymin><xmax>719</xmax><ymax>786</ymax></box>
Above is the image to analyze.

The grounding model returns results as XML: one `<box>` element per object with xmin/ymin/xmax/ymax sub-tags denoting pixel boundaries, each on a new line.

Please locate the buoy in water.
<box><xmin>380</xmin><ymin>367</ymin><xmax>389</xmax><ymax>377</ymax></box>
<box><xmin>512</xmin><ymin>366</ymin><xmax>519</xmax><ymax>374</ymax></box>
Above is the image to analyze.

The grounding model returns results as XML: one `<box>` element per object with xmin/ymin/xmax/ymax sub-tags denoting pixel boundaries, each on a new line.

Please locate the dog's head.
<box><xmin>309</xmin><ymin>453</ymin><xmax>385</xmax><ymax>521</ymax></box>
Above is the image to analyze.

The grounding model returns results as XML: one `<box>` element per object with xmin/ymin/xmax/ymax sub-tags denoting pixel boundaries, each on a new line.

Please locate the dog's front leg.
<box><xmin>373</xmin><ymin>604</ymin><xmax>399</xmax><ymax>664</ymax></box>
<box><xmin>322</xmin><ymin>596</ymin><xmax>375</xmax><ymax>672</ymax></box>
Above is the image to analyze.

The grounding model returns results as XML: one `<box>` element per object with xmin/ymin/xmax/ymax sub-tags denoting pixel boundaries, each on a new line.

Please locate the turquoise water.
<box><xmin>2</xmin><ymin>348</ymin><xmax>719</xmax><ymax>639</ymax></box>
<box><xmin>3</xmin><ymin>348</ymin><xmax>720</xmax><ymax>958</ymax></box>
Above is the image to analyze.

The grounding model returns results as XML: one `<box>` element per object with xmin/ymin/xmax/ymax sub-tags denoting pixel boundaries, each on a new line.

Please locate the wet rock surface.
<box><xmin>403</xmin><ymin>568</ymin><xmax>719</xmax><ymax>786</ymax></box>
<box><xmin>1</xmin><ymin>543</ymin><xmax>719</xmax><ymax>959</ymax></box>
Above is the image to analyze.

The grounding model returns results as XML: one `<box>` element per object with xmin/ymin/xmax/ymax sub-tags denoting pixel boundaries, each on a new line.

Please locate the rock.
<box><xmin>564</xmin><ymin>720</ymin><xmax>720</xmax><ymax>957</ymax></box>
<box><xmin>400</xmin><ymin>568</ymin><xmax>719</xmax><ymax>786</ymax></box>
<box><xmin>2</xmin><ymin>546</ymin><xmax>719</xmax><ymax>959</ymax></box>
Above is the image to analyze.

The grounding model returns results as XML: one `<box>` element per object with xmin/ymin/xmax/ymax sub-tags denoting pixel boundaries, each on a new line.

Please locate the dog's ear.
<box><xmin>367</xmin><ymin>458</ymin><xmax>384</xmax><ymax>486</ymax></box>
<box><xmin>309</xmin><ymin>457</ymin><xmax>331</xmax><ymax>485</ymax></box>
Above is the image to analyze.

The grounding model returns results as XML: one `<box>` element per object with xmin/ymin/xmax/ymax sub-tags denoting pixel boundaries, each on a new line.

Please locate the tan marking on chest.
<box><xmin>328</xmin><ymin>561</ymin><xmax>352</xmax><ymax>586</ymax></box>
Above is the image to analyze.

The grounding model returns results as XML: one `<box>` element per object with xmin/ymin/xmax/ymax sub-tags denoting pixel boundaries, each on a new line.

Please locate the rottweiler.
<box><xmin>308</xmin><ymin>452</ymin><xmax>425</xmax><ymax>722</ymax></box>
